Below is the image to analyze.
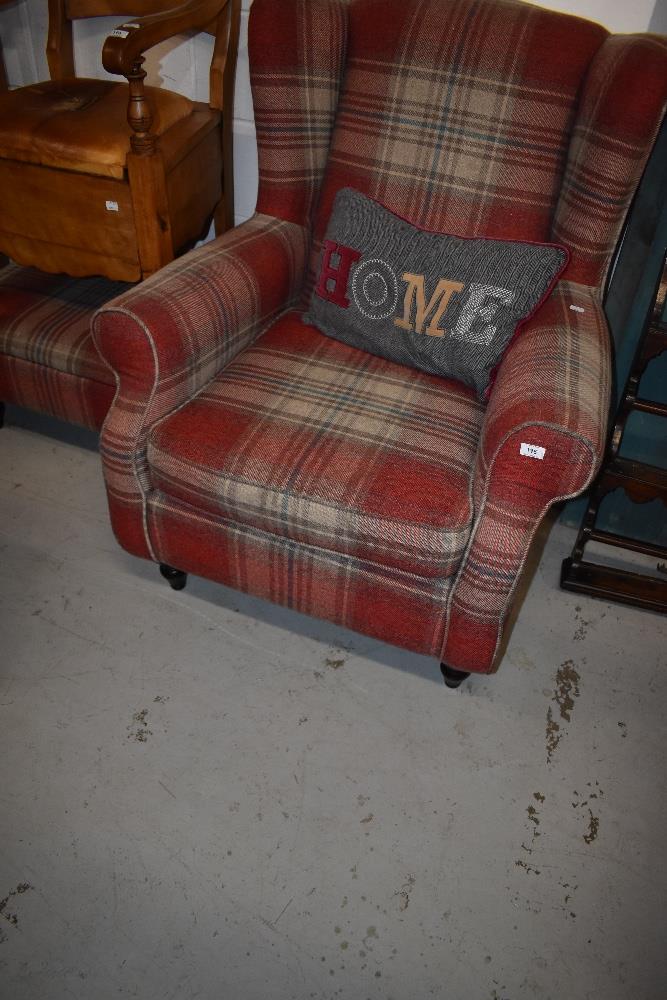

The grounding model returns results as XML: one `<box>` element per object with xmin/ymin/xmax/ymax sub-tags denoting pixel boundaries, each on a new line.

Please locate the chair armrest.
<box><xmin>102</xmin><ymin>0</ymin><xmax>229</xmax><ymax>77</ymax></box>
<box><xmin>441</xmin><ymin>281</ymin><xmax>611</xmax><ymax>674</ymax></box>
<box><xmin>93</xmin><ymin>213</ymin><xmax>309</xmax><ymax>559</ymax></box>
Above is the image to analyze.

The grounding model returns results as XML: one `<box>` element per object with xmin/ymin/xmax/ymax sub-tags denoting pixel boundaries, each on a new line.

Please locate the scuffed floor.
<box><xmin>1</xmin><ymin>413</ymin><xmax>665</xmax><ymax>1000</ymax></box>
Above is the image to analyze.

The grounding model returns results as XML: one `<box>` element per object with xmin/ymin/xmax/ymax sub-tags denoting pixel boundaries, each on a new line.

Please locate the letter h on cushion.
<box><xmin>93</xmin><ymin>0</ymin><xmax>667</xmax><ymax>686</ymax></box>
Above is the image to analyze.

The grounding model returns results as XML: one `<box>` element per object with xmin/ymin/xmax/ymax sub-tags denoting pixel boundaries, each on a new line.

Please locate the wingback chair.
<box><xmin>92</xmin><ymin>0</ymin><xmax>667</xmax><ymax>685</ymax></box>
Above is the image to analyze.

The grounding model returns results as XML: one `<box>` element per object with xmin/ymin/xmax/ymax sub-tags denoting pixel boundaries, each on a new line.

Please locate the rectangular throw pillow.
<box><xmin>304</xmin><ymin>188</ymin><xmax>568</xmax><ymax>398</ymax></box>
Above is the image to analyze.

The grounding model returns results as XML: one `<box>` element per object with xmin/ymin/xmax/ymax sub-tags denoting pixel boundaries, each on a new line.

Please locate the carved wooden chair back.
<box><xmin>0</xmin><ymin>0</ymin><xmax>241</xmax><ymax>281</ymax></box>
<box><xmin>47</xmin><ymin>0</ymin><xmax>238</xmax><ymax>112</ymax></box>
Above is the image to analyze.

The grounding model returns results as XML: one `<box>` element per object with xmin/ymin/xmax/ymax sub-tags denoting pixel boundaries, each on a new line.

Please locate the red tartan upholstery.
<box><xmin>92</xmin><ymin>0</ymin><xmax>667</xmax><ymax>675</ymax></box>
<box><xmin>443</xmin><ymin>281</ymin><xmax>610</xmax><ymax>671</ymax></box>
<box><xmin>0</xmin><ymin>264</ymin><xmax>129</xmax><ymax>429</ymax></box>
<box><xmin>147</xmin><ymin>313</ymin><xmax>484</xmax><ymax>578</ymax></box>
<box><xmin>94</xmin><ymin>214</ymin><xmax>310</xmax><ymax>559</ymax></box>
<box><xmin>552</xmin><ymin>34</ymin><xmax>667</xmax><ymax>287</ymax></box>
<box><xmin>305</xmin><ymin>0</ymin><xmax>606</xmax><ymax>295</ymax></box>
<box><xmin>147</xmin><ymin>491</ymin><xmax>455</xmax><ymax>657</ymax></box>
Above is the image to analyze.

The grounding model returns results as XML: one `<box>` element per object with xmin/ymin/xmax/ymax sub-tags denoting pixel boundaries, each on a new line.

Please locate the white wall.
<box><xmin>0</xmin><ymin>0</ymin><xmax>663</xmax><ymax>226</ymax></box>
<box><xmin>649</xmin><ymin>0</ymin><xmax>667</xmax><ymax>33</ymax></box>
<box><xmin>0</xmin><ymin>0</ymin><xmax>39</xmax><ymax>86</ymax></box>
<box><xmin>530</xmin><ymin>0</ymin><xmax>657</xmax><ymax>33</ymax></box>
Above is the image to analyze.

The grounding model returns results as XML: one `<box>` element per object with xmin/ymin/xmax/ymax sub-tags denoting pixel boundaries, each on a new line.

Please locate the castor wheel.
<box><xmin>440</xmin><ymin>663</ymin><xmax>470</xmax><ymax>689</ymax></box>
<box><xmin>159</xmin><ymin>564</ymin><xmax>188</xmax><ymax>591</ymax></box>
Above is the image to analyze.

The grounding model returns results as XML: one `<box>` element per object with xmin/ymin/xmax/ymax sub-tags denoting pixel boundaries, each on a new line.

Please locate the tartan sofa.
<box><xmin>0</xmin><ymin>265</ymin><xmax>130</xmax><ymax>430</ymax></box>
<box><xmin>91</xmin><ymin>0</ymin><xmax>667</xmax><ymax>683</ymax></box>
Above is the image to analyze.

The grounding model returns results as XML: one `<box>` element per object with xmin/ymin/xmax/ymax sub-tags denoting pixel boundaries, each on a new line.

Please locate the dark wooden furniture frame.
<box><xmin>561</xmin><ymin>252</ymin><xmax>667</xmax><ymax>613</ymax></box>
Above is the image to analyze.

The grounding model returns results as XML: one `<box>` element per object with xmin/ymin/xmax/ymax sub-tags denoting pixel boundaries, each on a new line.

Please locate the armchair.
<box><xmin>93</xmin><ymin>0</ymin><xmax>667</xmax><ymax>682</ymax></box>
<box><xmin>0</xmin><ymin>0</ymin><xmax>241</xmax><ymax>281</ymax></box>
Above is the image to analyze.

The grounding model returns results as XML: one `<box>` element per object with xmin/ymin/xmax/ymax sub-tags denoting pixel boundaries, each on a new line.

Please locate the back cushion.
<box><xmin>308</xmin><ymin>0</ymin><xmax>607</xmax><ymax>288</ymax></box>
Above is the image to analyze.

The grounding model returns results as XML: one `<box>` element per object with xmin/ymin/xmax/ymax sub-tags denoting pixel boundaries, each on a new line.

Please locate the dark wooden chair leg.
<box><xmin>440</xmin><ymin>663</ymin><xmax>470</xmax><ymax>689</ymax></box>
<box><xmin>159</xmin><ymin>563</ymin><xmax>188</xmax><ymax>591</ymax></box>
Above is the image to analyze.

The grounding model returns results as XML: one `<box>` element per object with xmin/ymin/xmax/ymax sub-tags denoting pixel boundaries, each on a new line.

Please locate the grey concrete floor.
<box><xmin>0</xmin><ymin>412</ymin><xmax>666</xmax><ymax>1000</ymax></box>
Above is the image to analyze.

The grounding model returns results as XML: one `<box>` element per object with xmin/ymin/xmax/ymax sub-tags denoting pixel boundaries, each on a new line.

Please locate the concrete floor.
<box><xmin>1</xmin><ymin>411</ymin><xmax>666</xmax><ymax>1000</ymax></box>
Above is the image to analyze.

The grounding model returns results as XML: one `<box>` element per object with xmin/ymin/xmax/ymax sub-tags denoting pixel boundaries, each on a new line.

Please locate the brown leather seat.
<box><xmin>0</xmin><ymin>0</ymin><xmax>240</xmax><ymax>282</ymax></box>
<box><xmin>0</xmin><ymin>79</ymin><xmax>194</xmax><ymax>178</ymax></box>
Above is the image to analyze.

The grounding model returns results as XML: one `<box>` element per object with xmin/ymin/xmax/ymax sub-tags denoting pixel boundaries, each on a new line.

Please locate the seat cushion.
<box><xmin>0</xmin><ymin>79</ymin><xmax>194</xmax><ymax>179</ymax></box>
<box><xmin>147</xmin><ymin>312</ymin><xmax>486</xmax><ymax>579</ymax></box>
<box><xmin>0</xmin><ymin>264</ymin><xmax>131</xmax><ymax>383</ymax></box>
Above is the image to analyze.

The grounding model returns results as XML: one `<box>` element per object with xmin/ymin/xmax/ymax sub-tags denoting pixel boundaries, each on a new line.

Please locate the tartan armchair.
<box><xmin>93</xmin><ymin>0</ymin><xmax>667</xmax><ymax>684</ymax></box>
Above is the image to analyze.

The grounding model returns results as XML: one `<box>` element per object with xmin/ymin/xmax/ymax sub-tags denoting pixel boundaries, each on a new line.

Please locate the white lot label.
<box><xmin>105</xmin><ymin>200</ymin><xmax>119</xmax><ymax>212</ymax></box>
<box><xmin>110</xmin><ymin>28</ymin><xmax>129</xmax><ymax>38</ymax></box>
<box><xmin>520</xmin><ymin>442</ymin><xmax>546</xmax><ymax>460</ymax></box>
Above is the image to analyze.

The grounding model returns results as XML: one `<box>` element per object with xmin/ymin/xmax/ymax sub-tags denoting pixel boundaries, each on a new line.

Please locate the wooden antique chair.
<box><xmin>0</xmin><ymin>0</ymin><xmax>239</xmax><ymax>431</ymax></box>
<box><xmin>0</xmin><ymin>0</ymin><xmax>240</xmax><ymax>281</ymax></box>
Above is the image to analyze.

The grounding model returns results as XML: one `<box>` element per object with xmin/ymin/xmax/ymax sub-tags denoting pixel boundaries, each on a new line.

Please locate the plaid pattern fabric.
<box><xmin>442</xmin><ymin>282</ymin><xmax>610</xmax><ymax>672</ymax></box>
<box><xmin>552</xmin><ymin>34</ymin><xmax>667</xmax><ymax>288</ymax></box>
<box><xmin>93</xmin><ymin>215</ymin><xmax>310</xmax><ymax>559</ymax></box>
<box><xmin>93</xmin><ymin>0</ymin><xmax>667</xmax><ymax>675</ymax></box>
<box><xmin>250</xmin><ymin>0</ymin><xmax>349</xmax><ymax>227</ymax></box>
<box><xmin>0</xmin><ymin>264</ymin><xmax>127</xmax><ymax>428</ymax></box>
<box><xmin>147</xmin><ymin>491</ymin><xmax>454</xmax><ymax>658</ymax></box>
<box><xmin>0</xmin><ymin>354</ymin><xmax>114</xmax><ymax>430</ymax></box>
<box><xmin>147</xmin><ymin>312</ymin><xmax>484</xmax><ymax>577</ymax></box>
<box><xmin>0</xmin><ymin>264</ymin><xmax>127</xmax><ymax>384</ymax></box>
<box><xmin>305</xmin><ymin>0</ymin><xmax>607</xmax><ymax>294</ymax></box>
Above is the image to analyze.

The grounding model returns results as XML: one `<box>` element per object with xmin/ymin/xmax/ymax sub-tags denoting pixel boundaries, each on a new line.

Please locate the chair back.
<box><xmin>47</xmin><ymin>0</ymin><xmax>240</xmax><ymax>112</ymax></box>
<box><xmin>249</xmin><ymin>0</ymin><xmax>667</xmax><ymax>291</ymax></box>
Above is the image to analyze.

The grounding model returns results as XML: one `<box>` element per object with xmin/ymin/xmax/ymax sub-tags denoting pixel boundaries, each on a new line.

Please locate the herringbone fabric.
<box><xmin>91</xmin><ymin>0</ymin><xmax>667</xmax><ymax>675</ymax></box>
<box><xmin>552</xmin><ymin>33</ymin><xmax>667</xmax><ymax>287</ymax></box>
<box><xmin>0</xmin><ymin>264</ymin><xmax>127</xmax><ymax>428</ymax></box>
<box><xmin>306</xmin><ymin>186</ymin><xmax>568</xmax><ymax>397</ymax></box>
<box><xmin>93</xmin><ymin>215</ymin><xmax>310</xmax><ymax>559</ymax></box>
<box><xmin>250</xmin><ymin>0</ymin><xmax>349</xmax><ymax>228</ymax></box>
<box><xmin>442</xmin><ymin>282</ymin><xmax>610</xmax><ymax>671</ymax></box>
<box><xmin>0</xmin><ymin>264</ymin><xmax>126</xmax><ymax>384</ymax></box>
<box><xmin>147</xmin><ymin>491</ymin><xmax>454</xmax><ymax>657</ymax></box>
<box><xmin>305</xmin><ymin>0</ymin><xmax>607</xmax><ymax>295</ymax></box>
<box><xmin>0</xmin><ymin>354</ymin><xmax>114</xmax><ymax>430</ymax></box>
<box><xmin>148</xmin><ymin>313</ymin><xmax>484</xmax><ymax>577</ymax></box>
<box><xmin>476</xmin><ymin>282</ymin><xmax>610</xmax><ymax>489</ymax></box>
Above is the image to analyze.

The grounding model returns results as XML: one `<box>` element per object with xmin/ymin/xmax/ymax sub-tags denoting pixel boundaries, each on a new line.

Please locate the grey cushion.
<box><xmin>304</xmin><ymin>188</ymin><xmax>568</xmax><ymax>398</ymax></box>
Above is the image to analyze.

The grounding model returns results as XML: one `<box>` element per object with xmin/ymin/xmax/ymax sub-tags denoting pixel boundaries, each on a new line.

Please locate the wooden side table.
<box><xmin>561</xmin><ymin>252</ymin><xmax>667</xmax><ymax>612</ymax></box>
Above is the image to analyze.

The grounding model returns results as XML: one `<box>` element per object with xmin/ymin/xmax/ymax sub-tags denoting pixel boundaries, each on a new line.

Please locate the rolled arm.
<box><xmin>441</xmin><ymin>281</ymin><xmax>611</xmax><ymax>674</ymax></box>
<box><xmin>93</xmin><ymin>213</ymin><xmax>309</xmax><ymax>559</ymax></box>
